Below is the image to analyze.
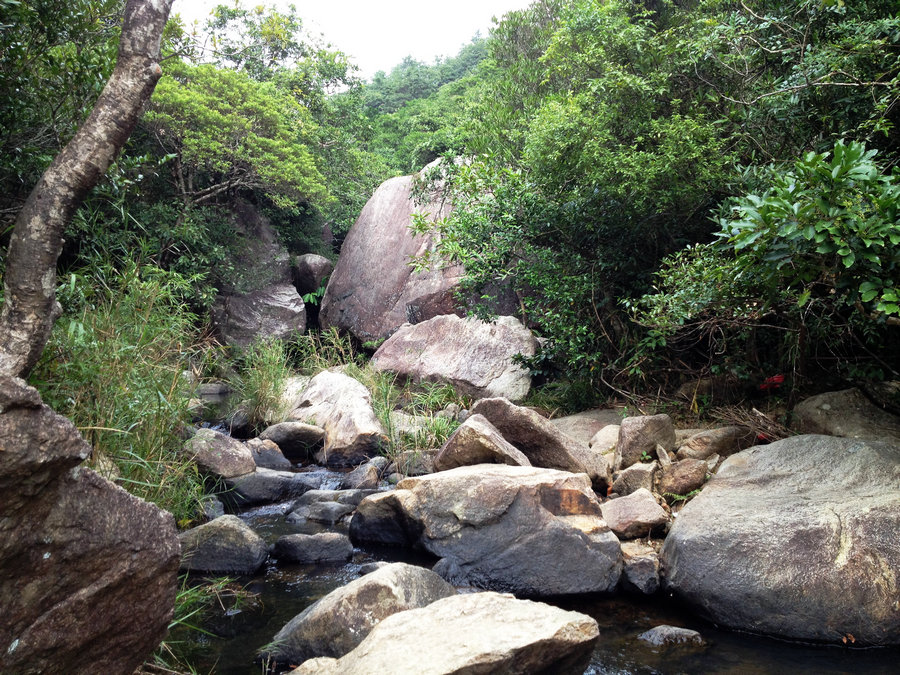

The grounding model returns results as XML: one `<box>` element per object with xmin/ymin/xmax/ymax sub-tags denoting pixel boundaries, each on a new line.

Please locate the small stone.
<box><xmin>273</xmin><ymin>533</ymin><xmax>353</xmax><ymax>564</ymax></box>
<box><xmin>600</xmin><ymin>488</ymin><xmax>669</xmax><ymax>539</ymax></box>
<box><xmin>638</xmin><ymin>625</ymin><xmax>705</xmax><ymax>647</ymax></box>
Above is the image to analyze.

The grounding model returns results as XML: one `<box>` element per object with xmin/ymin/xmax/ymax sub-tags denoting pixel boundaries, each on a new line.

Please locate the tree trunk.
<box><xmin>0</xmin><ymin>0</ymin><xmax>175</xmax><ymax>378</ymax></box>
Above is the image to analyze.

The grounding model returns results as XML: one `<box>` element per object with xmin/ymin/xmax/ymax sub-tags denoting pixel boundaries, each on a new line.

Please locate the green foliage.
<box><xmin>145</xmin><ymin>59</ymin><xmax>329</xmax><ymax>210</ymax></box>
<box><xmin>231</xmin><ymin>338</ymin><xmax>292</xmax><ymax>430</ymax></box>
<box><xmin>0</xmin><ymin>0</ymin><xmax>122</xmax><ymax>221</ymax></box>
<box><xmin>29</xmin><ymin>262</ymin><xmax>206</xmax><ymax>524</ymax></box>
<box><xmin>289</xmin><ymin>327</ymin><xmax>363</xmax><ymax>374</ymax></box>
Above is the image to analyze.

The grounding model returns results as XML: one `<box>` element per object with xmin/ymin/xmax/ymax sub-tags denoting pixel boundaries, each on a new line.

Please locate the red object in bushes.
<box><xmin>758</xmin><ymin>374</ymin><xmax>785</xmax><ymax>391</ymax></box>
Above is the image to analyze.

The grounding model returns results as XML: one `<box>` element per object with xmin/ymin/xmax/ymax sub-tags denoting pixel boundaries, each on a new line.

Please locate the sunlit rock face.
<box><xmin>661</xmin><ymin>434</ymin><xmax>900</xmax><ymax>645</ymax></box>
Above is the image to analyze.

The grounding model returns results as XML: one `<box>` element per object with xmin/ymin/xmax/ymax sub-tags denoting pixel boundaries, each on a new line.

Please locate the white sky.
<box><xmin>171</xmin><ymin>0</ymin><xmax>532</xmax><ymax>80</ymax></box>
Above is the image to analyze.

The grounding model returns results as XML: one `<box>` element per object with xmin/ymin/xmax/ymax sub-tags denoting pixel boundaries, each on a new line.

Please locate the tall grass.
<box><xmin>30</xmin><ymin>261</ymin><xmax>206</xmax><ymax>525</ymax></box>
<box><xmin>231</xmin><ymin>338</ymin><xmax>292</xmax><ymax>430</ymax></box>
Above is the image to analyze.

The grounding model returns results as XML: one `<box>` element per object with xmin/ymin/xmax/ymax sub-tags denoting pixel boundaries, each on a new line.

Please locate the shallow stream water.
<box><xmin>176</xmin><ymin>502</ymin><xmax>900</xmax><ymax>674</ymax></box>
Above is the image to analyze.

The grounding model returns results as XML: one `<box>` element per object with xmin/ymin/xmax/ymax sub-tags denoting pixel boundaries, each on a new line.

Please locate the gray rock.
<box><xmin>611</xmin><ymin>460</ymin><xmax>658</xmax><ymax>497</ymax></box>
<box><xmin>286</xmin><ymin>370</ymin><xmax>388</xmax><ymax>467</ymax></box>
<box><xmin>660</xmin><ymin>435</ymin><xmax>900</xmax><ymax>645</ymax></box>
<box><xmin>293</xmin><ymin>489</ymin><xmax>380</xmax><ymax>507</ymax></box>
<box><xmin>341</xmin><ymin>461</ymin><xmax>381</xmax><ymax>489</ymax></box>
<box><xmin>289</xmin><ymin>591</ymin><xmax>599</xmax><ymax>675</ymax></box>
<box><xmin>0</xmin><ymin>377</ymin><xmax>179</xmax><ymax>675</ymax></box>
<box><xmin>552</xmin><ymin>409</ymin><xmax>624</xmax><ymax>445</ymax></box>
<box><xmin>211</xmin><ymin>282</ymin><xmax>306</xmax><ymax>348</ymax></box>
<box><xmin>273</xmin><ymin>532</ymin><xmax>353</xmax><ymax>563</ymax></box>
<box><xmin>792</xmin><ymin>388</ymin><xmax>900</xmax><ymax>442</ymax></box>
<box><xmin>259</xmin><ymin>421</ymin><xmax>325</xmax><ymax>463</ymax></box>
<box><xmin>657</xmin><ymin>459</ymin><xmax>708</xmax><ymax>499</ymax></box>
<box><xmin>433</xmin><ymin>413</ymin><xmax>530</xmax><ymax>471</ymax></box>
<box><xmin>620</xmin><ymin>541</ymin><xmax>660</xmax><ymax>595</ymax></box>
<box><xmin>616</xmin><ymin>415</ymin><xmax>676</xmax><ymax>471</ymax></box>
<box><xmin>224</xmin><ymin>468</ymin><xmax>320</xmax><ymax>507</ymax></box>
<box><xmin>306</xmin><ymin>501</ymin><xmax>356</xmax><ymax>525</ymax></box>
<box><xmin>179</xmin><ymin>515</ymin><xmax>268</xmax><ymax>574</ymax></box>
<box><xmin>388</xmin><ymin>449</ymin><xmax>436</xmax><ymax>477</ymax></box>
<box><xmin>183</xmin><ymin>427</ymin><xmax>256</xmax><ymax>479</ymax></box>
<box><xmin>351</xmin><ymin>465</ymin><xmax>622</xmax><ymax>596</ymax></box>
<box><xmin>471</xmin><ymin>397</ymin><xmax>611</xmax><ymax>492</ymax></box>
<box><xmin>638</xmin><ymin>625</ymin><xmax>705</xmax><ymax>647</ymax></box>
<box><xmin>264</xmin><ymin>562</ymin><xmax>457</xmax><ymax>665</ymax></box>
<box><xmin>589</xmin><ymin>424</ymin><xmax>620</xmax><ymax>453</ymax></box>
<box><xmin>293</xmin><ymin>253</ymin><xmax>334</xmax><ymax>296</ymax></box>
<box><xmin>600</xmin><ymin>488</ymin><xmax>669</xmax><ymax>539</ymax></box>
<box><xmin>371</xmin><ymin>314</ymin><xmax>537</xmax><ymax>401</ymax></box>
<box><xmin>676</xmin><ymin>425</ymin><xmax>756</xmax><ymax>461</ymax></box>
<box><xmin>245</xmin><ymin>437</ymin><xmax>292</xmax><ymax>470</ymax></box>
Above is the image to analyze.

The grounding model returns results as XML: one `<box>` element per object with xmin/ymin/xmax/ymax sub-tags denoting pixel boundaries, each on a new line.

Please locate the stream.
<box><xmin>176</xmin><ymin>500</ymin><xmax>900</xmax><ymax>674</ymax></box>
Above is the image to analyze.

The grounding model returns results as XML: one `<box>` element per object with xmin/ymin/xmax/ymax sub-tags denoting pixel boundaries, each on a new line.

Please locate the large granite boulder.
<box><xmin>265</xmin><ymin>562</ymin><xmax>456</xmax><ymax>665</ymax></box>
<box><xmin>211</xmin><ymin>282</ymin><xmax>306</xmax><ymax>348</ymax></box>
<box><xmin>285</xmin><ymin>370</ymin><xmax>388</xmax><ymax>467</ymax></box>
<box><xmin>258</xmin><ymin>420</ymin><xmax>325</xmax><ymax>462</ymax></box>
<box><xmin>350</xmin><ymin>465</ymin><xmax>622</xmax><ymax>596</ymax></box>
<box><xmin>370</xmin><ymin>315</ymin><xmax>537</xmax><ymax>401</ymax></box>
<box><xmin>223</xmin><ymin>468</ymin><xmax>321</xmax><ymax>507</ymax></box>
<box><xmin>183</xmin><ymin>427</ymin><xmax>256</xmax><ymax>479</ymax></box>
<box><xmin>0</xmin><ymin>377</ymin><xmax>179</xmax><ymax>674</ymax></box>
<box><xmin>432</xmin><ymin>413</ymin><xmax>530</xmax><ymax>471</ymax></box>
<box><xmin>319</xmin><ymin>172</ymin><xmax>460</xmax><ymax>342</ymax></box>
<box><xmin>676</xmin><ymin>425</ymin><xmax>756</xmax><ymax>461</ymax></box>
<box><xmin>179</xmin><ymin>515</ymin><xmax>268</xmax><ymax>575</ymax></box>
<box><xmin>660</xmin><ymin>435</ymin><xmax>900</xmax><ymax>645</ymax></box>
<box><xmin>470</xmin><ymin>397</ymin><xmax>611</xmax><ymax>492</ymax></box>
<box><xmin>291</xmin><ymin>591</ymin><xmax>599</xmax><ymax>675</ymax></box>
<box><xmin>791</xmin><ymin>388</ymin><xmax>900</xmax><ymax>442</ymax></box>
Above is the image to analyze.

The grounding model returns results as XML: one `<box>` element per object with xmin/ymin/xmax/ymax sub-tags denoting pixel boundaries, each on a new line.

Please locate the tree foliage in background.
<box><xmin>420</xmin><ymin>0</ymin><xmax>899</xmax><ymax>391</ymax></box>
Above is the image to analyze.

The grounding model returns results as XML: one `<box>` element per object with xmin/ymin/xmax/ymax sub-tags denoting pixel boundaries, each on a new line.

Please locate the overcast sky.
<box><xmin>171</xmin><ymin>0</ymin><xmax>532</xmax><ymax>80</ymax></box>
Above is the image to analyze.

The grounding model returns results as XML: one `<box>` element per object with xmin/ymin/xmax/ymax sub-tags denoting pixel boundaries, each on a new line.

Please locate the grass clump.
<box><xmin>30</xmin><ymin>261</ymin><xmax>206</xmax><ymax>525</ymax></box>
<box><xmin>231</xmin><ymin>337</ymin><xmax>292</xmax><ymax>430</ymax></box>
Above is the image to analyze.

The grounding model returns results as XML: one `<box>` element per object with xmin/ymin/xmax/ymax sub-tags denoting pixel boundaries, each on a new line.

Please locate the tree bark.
<box><xmin>0</xmin><ymin>0</ymin><xmax>175</xmax><ymax>378</ymax></box>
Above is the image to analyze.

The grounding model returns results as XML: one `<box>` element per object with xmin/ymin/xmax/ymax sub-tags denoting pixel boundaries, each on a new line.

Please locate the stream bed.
<box><xmin>175</xmin><ymin>503</ymin><xmax>900</xmax><ymax>674</ymax></box>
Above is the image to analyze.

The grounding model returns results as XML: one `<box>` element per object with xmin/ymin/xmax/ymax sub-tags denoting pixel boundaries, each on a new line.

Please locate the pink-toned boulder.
<box><xmin>371</xmin><ymin>315</ymin><xmax>537</xmax><ymax>401</ymax></box>
<box><xmin>433</xmin><ymin>414</ymin><xmax>531</xmax><ymax>471</ymax></box>
<box><xmin>319</xmin><ymin>172</ymin><xmax>459</xmax><ymax>342</ymax></box>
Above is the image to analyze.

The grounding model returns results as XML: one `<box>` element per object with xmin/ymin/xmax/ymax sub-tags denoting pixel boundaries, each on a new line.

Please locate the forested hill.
<box><xmin>2</xmin><ymin>0</ymin><xmax>899</xmax><ymax>404</ymax></box>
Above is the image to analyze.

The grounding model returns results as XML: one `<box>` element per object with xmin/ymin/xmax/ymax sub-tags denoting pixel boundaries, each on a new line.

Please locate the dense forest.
<box><xmin>1</xmin><ymin>0</ymin><xmax>899</xmax><ymax>666</ymax></box>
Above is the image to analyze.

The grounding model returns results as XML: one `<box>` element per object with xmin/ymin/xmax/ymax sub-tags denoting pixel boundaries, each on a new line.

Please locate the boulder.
<box><xmin>264</xmin><ymin>562</ymin><xmax>456</xmax><ymax>665</ymax></box>
<box><xmin>305</xmin><ymin>501</ymin><xmax>356</xmax><ymax>526</ymax></box>
<box><xmin>470</xmin><ymin>397</ymin><xmax>611</xmax><ymax>492</ymax></box>
<box><xmin>611</xmin><ymin>460</ymin><xmax>658</xmax><ymax>497</ymax></box>
<box><xmin>660</xmin><ymin>435</ymin><xmax>900</xmax><ymax>645</ymax></box>
<box><xmin>551</xmin><ymin>409</ymin><xmax>624</xmax><ymax>445</ymax></box>
<box><xmin>211</xmin><ymin>282</ymin><xmax>306</xmax><ymax>348</ymax></box>
<box><xmin>259</xmin><ymin>420</ymin><xmax>325</xmax><ymax>463</ymax></box>
<box><xmin>433</xmin><ymin>414</ymin><xmax>530</xmax><ymax>471</ymax></box>
<box><xmin>223</xmin><ymin>468</ymin><xmax>320</xmax><ymax>507</ymax></box>
<box><xmin>179</xmin><ymin>515</ymin><xmax>268</xmax><ymax>574</ymax></box>
<box><xmin>350</xmin><ymin>465</ymin><xmax>622</xmax><ymax>596</ymax></box>
<box><xmin>621</xmin><ymin>541</ymin><xmax>660</xmax><ymax>595</ymax></box>
<box><xmin>319</xmin><ymin>172</ymin><xmax>461</xmax><ymax>342</ymax></box>
<box><xmin>675</xmin><ymin>426</ymin><xmax>756</xmax><ymax>461</ymax></box>
<box><xmin>0</xmin><ymin>377</ymin><xmax>180</xmax><ymax>675</ymax></box>
<box><xmin>290</xmin><ymin>591</ymin><xmax>599</xmax><ymax>675</ymax></box>
<box><xmin>589</xmin><ymin>424</ymin><xmax>620</xmax><ymax>453</ymax></box>
<box><xmin>286</xmin><ymin>370</ymin><xmax>388</xmax><ymax>467</ymax></box>
<box><xmin>657</xmin><ymin>459</ymin><xmax>708</xmax><ymax>498</ymax></box>
<box><xmin>273</xmin><ymin>533</ymin><xmax>353</xmax><ymax>564</ymax></box>
<box><xmin>183</xmin><ymin>427</ymin><xmax>256</xmax><ymax>479</ymax></box>
<box><xmin>371</xmin><ymin>315</ymin><xmax>537</xmax><ymax>401</ymax></box>
<box><xmin>615</xmin><ymin>415</ymin><xmax>676</xmax><ymax>471</ymax></box>
<box><xmin>293</xmin><ymin>253</ymin><xmax>334</xmax><ymax>296</ymax></box>
<box><xmin>341</xmin><ymin>461</ymin><xmax>381</xmax><ymax>490</ymax></box>
<box><xmin>387</xmin><ymin>449</ymin><xmax>436</xmax><ymax>477</ymax></box>
<box><xmin>600</xmin><ymin>488</ymin><xmax>669</xmax><ymax>539</ymax></box>
<box><xmin>293</xmin><ymin>489</ymin><xmax>380</xmax><ymax>508</ymax></box>
<box><xmin>638</xmin><ymin>625</ymin><xmax>705</xmax><ymax>647</ymax></box>
<box><xmin>245</xmin><ymin>437</ymin><xmax>292</xmax><ymax>470</ymax></box>
<box><xmin>791</xmin><ymin>388</ymin><xmax>900</xmax><ymax>442</ymax></box>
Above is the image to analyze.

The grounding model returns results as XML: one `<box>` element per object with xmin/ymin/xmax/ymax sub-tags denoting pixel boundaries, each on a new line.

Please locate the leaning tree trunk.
<box><xmin>0</xmin><ymin>0</ymin><xmax>175</xmax><ymax>378</ymax></box>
